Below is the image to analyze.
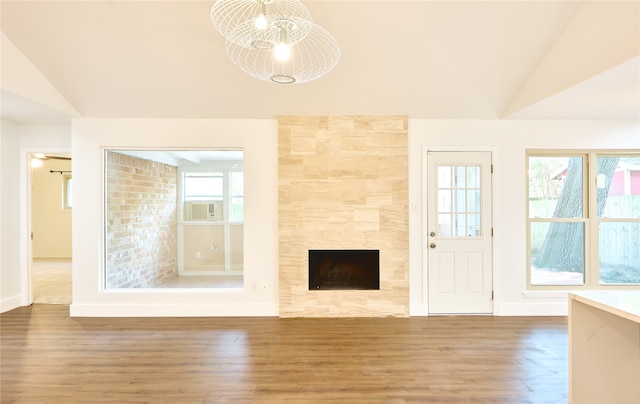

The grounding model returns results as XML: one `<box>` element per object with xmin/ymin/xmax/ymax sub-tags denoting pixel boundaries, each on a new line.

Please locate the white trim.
<box><xmin>19</xmin><ymin>147</ymin><xmax>73</xmax><ymax>308</ymax></box>
<box><xmin>0</xmin><ymin>295</ymin><xmax>22</xmax><ymax>313</ymax></box>
<box><xmin>496</xmin><ymin>302</ymin><xmax>568</xmax><ymax>316</ymax></box>
<box><xmin>522</xmin><ymin>290</ymin><xmax>571</xmax><ymax>299</ymax></box>
<box><xmin>69</xmin><ymin>302</ymin><xmax>278</xmax><ymax>317</ymax></box>
<box><xmin>410</xmin><ymin>301</ymin><xmax>428</xmax><ymax>316</ymax></box>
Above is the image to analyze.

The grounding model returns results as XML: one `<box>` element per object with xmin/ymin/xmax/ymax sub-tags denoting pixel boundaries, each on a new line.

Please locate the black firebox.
<box><xmin>308</xmin><ymin>249</ymin><xmax>380</xmax><ymax>290</ymax></box>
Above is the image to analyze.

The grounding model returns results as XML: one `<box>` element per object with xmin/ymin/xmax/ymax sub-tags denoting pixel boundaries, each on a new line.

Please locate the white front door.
<box><xmin>427</xmin><ymin>151</ymin><xmax>493</xmax><ymax>314</ymax></box>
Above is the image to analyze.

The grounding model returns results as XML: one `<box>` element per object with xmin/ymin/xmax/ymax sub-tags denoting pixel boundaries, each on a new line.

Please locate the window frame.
<box><xmin>62</xmin><ymin>174</ymin><xmax>72</xmax><ymax>210</ymax></box>
<box><xmin>526</xmin><ymin>149</ymin><xmax>640</xmax><ymax>290</ymax></box>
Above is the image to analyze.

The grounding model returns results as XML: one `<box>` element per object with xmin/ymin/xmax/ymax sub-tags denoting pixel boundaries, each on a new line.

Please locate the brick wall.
<box><xmin>278</xmin><ymin>116</ymin><xmax>409</xmax><ymax>317</ymax></box>
<box><xmin>105</xmin><ymin>152</ymin><xmax>178</xmax><ymax>288</ymax></box>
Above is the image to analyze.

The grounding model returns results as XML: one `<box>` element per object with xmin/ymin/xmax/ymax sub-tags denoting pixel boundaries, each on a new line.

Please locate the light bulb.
<box><xmin>31</xmin><ymin>158</ymin><xmax>43</xmax><ymax>168</ymax></box>
<box><xmin>274</xmin><ymin>41</ymin><xmax>290</xmax><ymax>61</ymax></box>
<box><xmin>255</xmin><ymin>13</ymin><xmax>267</xmax><ymax>30</ymax></box>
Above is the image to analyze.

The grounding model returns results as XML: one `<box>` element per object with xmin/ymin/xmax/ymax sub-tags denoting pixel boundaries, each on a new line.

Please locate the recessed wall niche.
<box><xmin>278</xmin><ymin>115</ymin><xmax>409</xmax><ymax>317</ymax></box>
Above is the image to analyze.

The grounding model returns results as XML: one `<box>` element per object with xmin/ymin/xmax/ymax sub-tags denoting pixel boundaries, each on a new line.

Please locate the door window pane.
<box><xmin>467</xmin><ymin>214</ymin><xmax>481</xmax><ymax>237</ymax></box>
<box><xmin>454</xmin><ymin>190</ymin><xmax>466</xmax><ymax>212</ymax></box>
<box><xmin>468</xmin><ymin>190</ymin><xmax>480</xmax><ymax>213</ymax></box>
<box><xmin>438</xmin><ymin>190</ymin><xmax>452</xmax><ymax>212</ymax></box>
<box><xmin>454</xmin><ymin>214</ymin><xmax>466</xmax><ymax>237</ymax></box>
<box><xmin>438</xmin><ymin>166</ymin><xmax>451</xmax><ymax>188</ymax></box>
<box><xmin>438</xmin><ymin>213</ymin><xmax>452</xmax><ymax>237</ymax></box>
<box><xmin>454</xmin><ymin>166</ymin><xmax>466</xmax><ymax>188</ymax></box>
<box><xmin>437</xmin><ymin>164</ymin><xmax>483</xmax><ymax>238</ymax></box>
<box><xmin>467</xmin><ymin>166</ymin><xmax>480</xmax><ymax>188</ymax></box>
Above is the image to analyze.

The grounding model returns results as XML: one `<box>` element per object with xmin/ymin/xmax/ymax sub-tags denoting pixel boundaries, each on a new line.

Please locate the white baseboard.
<box><xmin>69</xmin><ymin>302</ymin><xmax>279</xmax><ymax>317</ymax></box>
<box><xmin>496</xmin><ymin>301</ymin><xmax>568</xmax><ymax>316</ymax></box>
<box><xmin>1</xmin><ymin>295</ymin><xmax>23</xmax><ymax>313</ymax></box>
<box><xmin>410</xmin><ymin>301</ymin><xmax>429</xmax><ymax>316</ymax></box>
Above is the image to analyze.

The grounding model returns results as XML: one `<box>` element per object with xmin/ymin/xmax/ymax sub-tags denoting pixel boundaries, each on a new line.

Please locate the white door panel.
<box><xmin>427</xmin><ymin>151</ymin><xmax>492</xmax><ymax>314</ymax></box>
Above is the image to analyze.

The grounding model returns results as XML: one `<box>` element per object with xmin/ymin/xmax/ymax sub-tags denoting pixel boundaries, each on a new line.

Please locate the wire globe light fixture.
<box><xmin>210</xmin><ymin>0</ymin><xmax>340</xmax><ymax>84</ymax></box>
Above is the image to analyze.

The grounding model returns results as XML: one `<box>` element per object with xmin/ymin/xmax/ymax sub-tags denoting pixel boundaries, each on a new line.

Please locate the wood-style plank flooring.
<box><xmin>32</xmin><ymin>259</ymin><xmax>72</xmax><ymax>304</ymax></box>
<box><xmin>1</xmin><ymin>305</ymin><xmax>568</xmax><ymax>403</ymax></box>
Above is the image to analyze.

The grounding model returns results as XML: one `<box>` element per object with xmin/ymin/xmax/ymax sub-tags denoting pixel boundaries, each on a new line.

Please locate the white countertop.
<box><xmin>570</xmin><ymin>291</ymin><xmax>640</xmax><ymax>324</ymax></box>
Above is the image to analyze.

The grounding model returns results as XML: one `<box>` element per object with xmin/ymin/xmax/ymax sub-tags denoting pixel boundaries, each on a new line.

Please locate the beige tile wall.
<box><xmin>278</xmin><ymin>115</ymin><xmax>409</xmax><ymax>317</ymax></box>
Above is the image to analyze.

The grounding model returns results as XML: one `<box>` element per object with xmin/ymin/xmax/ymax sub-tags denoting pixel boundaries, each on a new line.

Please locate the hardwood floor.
<box><xmin>32</xmin><ymin>259</ymin><xmax>72</xmax><ymax>304</ymax></box>
<box><xmin>1</xmin><ymin>305</ymin><xmax>568</xmax><ymax>403</ymax></box>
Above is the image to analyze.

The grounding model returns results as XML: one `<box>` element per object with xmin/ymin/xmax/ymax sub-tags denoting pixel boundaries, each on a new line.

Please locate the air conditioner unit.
<box><xmin>184</xmin><ymin>201</ymin><xmax>222</xmax><ymax>221</ymax></box>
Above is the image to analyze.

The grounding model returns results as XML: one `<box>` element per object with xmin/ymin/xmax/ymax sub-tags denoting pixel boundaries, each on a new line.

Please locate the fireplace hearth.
<box><xmin>309</xmin><ymin>250</ymin><xmax>380</xmax><ymax>290</ymax></box>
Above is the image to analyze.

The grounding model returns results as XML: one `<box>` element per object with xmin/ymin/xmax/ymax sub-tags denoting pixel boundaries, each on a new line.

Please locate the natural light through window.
<box><xmin>527</xmin><ymin>152</ymin><xmax>640</xmax><ymax>288</ymax></box>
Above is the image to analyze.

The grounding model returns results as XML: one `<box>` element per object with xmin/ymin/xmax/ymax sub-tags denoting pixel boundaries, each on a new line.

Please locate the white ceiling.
<box><xmin>1</xmin><ymin>0</ymin><xmax>639</xmax><ymax>123</ymax></box>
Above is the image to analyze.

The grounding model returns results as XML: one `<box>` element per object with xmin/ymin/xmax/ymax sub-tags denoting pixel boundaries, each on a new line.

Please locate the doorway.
<box><xmin>30</xmin><ymin>152</ymin><xmax>72</xmax><ymax>304</ymax></box>
<box><xmin>426</xmin><ymin>151</ymin><xmax>493</xmax><ymax>314</ymax></box>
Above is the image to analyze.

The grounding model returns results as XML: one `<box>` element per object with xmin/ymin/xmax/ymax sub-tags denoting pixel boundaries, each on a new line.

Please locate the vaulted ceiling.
<box><xmin>1</xmin><ymin>0</ymin><xmax>638</xmax><ymax>124</ymax></box>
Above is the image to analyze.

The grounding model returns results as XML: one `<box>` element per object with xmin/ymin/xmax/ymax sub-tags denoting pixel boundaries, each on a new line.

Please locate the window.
<box><xmin>184</xmin><ymin>173</ymin><xmax>223</xmax><ymax>201</ymax></box>
<box><xmin>180</xmin><ymin>162</ymin><xmax>244</xmax><ymax>275</ymax></box>
<box><xmin>437</xmin><ymin>165</ymin><xmax>482</xmax><ymax>237</ymax></box>
<box><xmin>527</xmin><ymin>152</ymin><xmax>640</xmax><ymax>288</ymax></box>
<box><xmin>63</xmin><ymin>174</ymin><xmax>72</xmax><ymax>210</ymax></box>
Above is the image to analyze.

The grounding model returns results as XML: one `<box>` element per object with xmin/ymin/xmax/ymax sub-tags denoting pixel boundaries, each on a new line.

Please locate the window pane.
<box><xmin>454</xmin><ymin>190</ymin><xmax>466</xmax><ymax>212</ymax></box>
<box><xmin>453</xmin><ymin>214</ymin><xmax>466</xmax><ymax>237</ymax></box>
<box><xmin>598</xmin><ymin>156</ymin><xmax>640</xmax><ymax>219</ymax></box>
<box><xmin>184</xmin><ymin>175</ymin><xmax>223</xmax><ymax>199</ymax></box>
<box><xmin>230</xmin><ymin>172</ymin><xmax>244</xmax><ymax>221</ymax></box>
<box><xmin>467</xmin><ymin>214</ymin><xmax>481</xmax><ymax>237</ymax></box>
<box><xmin>467</xmin><ymin>166</ymin><xmax>480</xmax><ymax>188</ymax></box>
<box><xmin>438</xmin><ymin>213</ymin><xmax>451</xmax><ymax>237</ymax></box>
<box><xmin>231</xmin><ymin>197</ymin><xmax>244</xmax><ymax>221</ymax></box>
<box><xmin>468</xmin><ymin>190</ymin><xmax>480</xmax><ymax>213</ymax></box>
<box><xmin>528</xmin><ymin>156</ymin><xmax>583</xmax><ymax>218</ymax></box>
<box><xmin>599</xmin><ymin>222</ymin><xmax>640</xmax><ymax>284</ymax></box>
<box><xmin>530</xmin><ymin>221</ymin><xmax>584</xmax><ymax>285</ymax></box>
<box><xmin>438</xmin><ymin>166</ymin><xmax>451</xmax><ymax>188</ymax></box>
<box><xmin>64</xmin><ymin>177</ymin><xmax>72</xmax><ymax>209</ymax></box>
<box><xmin>231</xmin><ymin>172</ymin><xmax>244</xmax><ymax>196</ymax></box>
<box><xmin>454</xmin><ymin>166</ymin><xmax>466</xmax><ymax>188</ymax></box>
<box><xmin>438</xmin><ymin>190</ymin><xmax>451</xmax><ymax>213</ymax></box>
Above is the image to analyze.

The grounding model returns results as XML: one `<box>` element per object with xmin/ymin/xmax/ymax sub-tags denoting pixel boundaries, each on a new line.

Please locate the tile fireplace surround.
<box><xmin>278</xmin><ymin>115</ymin><xmax>409</xmax><ymax>317</ymax></box>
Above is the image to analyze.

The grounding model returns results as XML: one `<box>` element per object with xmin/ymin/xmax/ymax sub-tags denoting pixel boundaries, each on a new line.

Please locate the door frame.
<box><xmin>422</xmin><ymin>147</ymin><xmax>497</xmax><ymax>315</ymax></box>
<box><xmin>19</xmin><ymin>147</ymin><xmax>72</xmax><ymax>306</ymax></box>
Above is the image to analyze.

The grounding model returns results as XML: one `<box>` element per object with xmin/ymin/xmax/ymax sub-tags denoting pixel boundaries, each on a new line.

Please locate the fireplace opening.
<box><xmin>309</xmin><ymin>250</ymin><xmax>380</xmax><ymax>290</ymax></box>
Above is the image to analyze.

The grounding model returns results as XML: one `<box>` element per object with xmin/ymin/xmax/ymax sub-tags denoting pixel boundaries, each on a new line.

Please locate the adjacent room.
<box><xmin>1</xmin><ymin>0</ymin><xmax>638</xmax><ymax>402</ymax></box>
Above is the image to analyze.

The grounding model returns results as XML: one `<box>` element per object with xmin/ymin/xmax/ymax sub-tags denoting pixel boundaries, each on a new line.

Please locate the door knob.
<box><xmin>430</xmin><ymin>231</ymin><xmax>436</xmax><ymax>237</ymax></box>
<box><xmin>430</xmin><ymin>243</ymin><xmax>436</xmax><ymax>249</ymax></box>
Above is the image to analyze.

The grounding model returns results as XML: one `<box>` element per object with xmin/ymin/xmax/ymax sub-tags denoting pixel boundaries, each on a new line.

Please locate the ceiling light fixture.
<box><xmin>210</xmin><ymin>0</ymin><xmax>340</xmax><ymax>84</ymax></box>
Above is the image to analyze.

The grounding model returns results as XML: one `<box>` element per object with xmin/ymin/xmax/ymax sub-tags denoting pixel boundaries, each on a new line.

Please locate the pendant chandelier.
<box><xmin>210</xmin><ymin>0</ymin><xmax>340</xmax><ymax>84</ymax></box>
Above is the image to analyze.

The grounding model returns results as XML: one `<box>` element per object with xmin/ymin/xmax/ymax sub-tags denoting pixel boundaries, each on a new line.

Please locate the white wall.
<box><xmin>8</xmin><ymin>117</ymin><xmax>638</xmax><ymax>317</ymax></box>
<box><xmin>1</xmin><ymin>120</ymin><xmax>21</xmax><ymax>311</ymax></box>
<box><xmin>71</xmin><ymin>118</ymin><xmax>279</xmax><ymax>317</ymax></box>
<box><xmin>408</xmin><ymin>119</ymin><xmax>640</xmax><ymax>316</ymax></box>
